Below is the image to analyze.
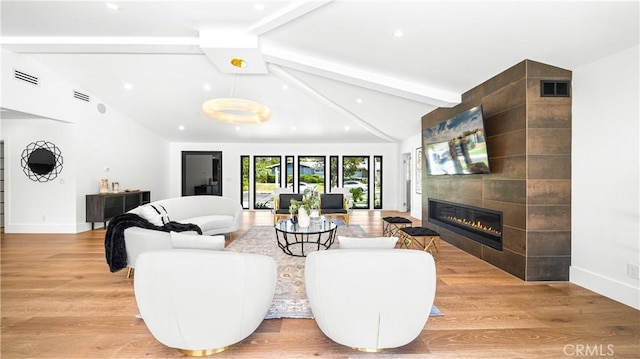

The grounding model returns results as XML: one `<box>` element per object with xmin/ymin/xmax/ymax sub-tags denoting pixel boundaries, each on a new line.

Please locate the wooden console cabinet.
<box><xmin>86</xmin><ymin>191</ymin><xmax>150</xmax><ymax>229</ymax></box>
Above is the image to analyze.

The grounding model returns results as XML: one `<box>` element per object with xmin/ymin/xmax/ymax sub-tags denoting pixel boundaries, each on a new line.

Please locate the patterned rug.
<box><xmin>225</xmin><ymin>224</ymin><xmax>362</xmax><ymax>319</ymax></box>
<box><xmin>226</xmin><ymin>225</ymin><xmax>442</xmax><ymax>319</ymax></box>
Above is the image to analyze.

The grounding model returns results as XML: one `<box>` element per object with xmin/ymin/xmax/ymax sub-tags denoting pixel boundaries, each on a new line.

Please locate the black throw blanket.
<box><xmin>104</xmin><ymin>213</ymin><xmax>202</xmax><ymax>273</ymax></box>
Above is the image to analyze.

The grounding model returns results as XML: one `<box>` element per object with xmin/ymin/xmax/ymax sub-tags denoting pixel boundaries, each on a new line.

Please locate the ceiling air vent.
<box><xmin>73</xmin><ymin>90</ymin><xmax>91</xmax><ymax>103</ymax></box>
<box><xmin>13</xmin><ymin>69</ymin><xmax>39</xmax><ymax>86</ymax></box>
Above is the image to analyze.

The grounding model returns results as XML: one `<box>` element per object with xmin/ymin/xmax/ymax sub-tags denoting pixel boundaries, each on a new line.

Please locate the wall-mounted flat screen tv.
<box><xmin>422</xmin><ymin>105</ymin><xmax>490</xmax><ymax>175</ymax></box>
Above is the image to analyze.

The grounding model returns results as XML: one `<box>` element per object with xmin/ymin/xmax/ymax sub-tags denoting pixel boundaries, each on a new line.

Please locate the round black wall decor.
<box><xmin>21</xmin><ymin>140</ymin><xmax>64</xmax><ymax>182</ymax></box>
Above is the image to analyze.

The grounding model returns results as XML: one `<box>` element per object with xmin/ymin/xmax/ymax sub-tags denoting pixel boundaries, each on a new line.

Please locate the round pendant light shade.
<box><xmin>202</xmin><ymin>98</ymin><xmax>272</xmax><ymax>124</ymax></box>
<box><xmin>202</xmin><ymin>57</ymin><xmax>271</xmax><ymax>124</ymax></box>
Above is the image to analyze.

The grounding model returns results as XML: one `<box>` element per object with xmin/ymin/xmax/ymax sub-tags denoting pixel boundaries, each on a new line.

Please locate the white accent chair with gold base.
<box><xmin>305</xmin><ymin>249</ymin><xmax>436</xmax><ymax>352</ymax></box>
<box><xmin>134</xmin><ymin>249</ymin><xmax>277</xmax><ymax>356</ymax></box>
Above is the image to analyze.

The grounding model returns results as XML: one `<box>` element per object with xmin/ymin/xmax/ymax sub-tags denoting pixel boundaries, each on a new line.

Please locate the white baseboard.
<box><xmin>570</xmin><ymin>266</ymin><xmax>640</xmax><ymax>310</ymax></box>
<box><xmin>5</xmin><ymin>223</ymin><xmax>80</xmax><ymax>233</ymax></box>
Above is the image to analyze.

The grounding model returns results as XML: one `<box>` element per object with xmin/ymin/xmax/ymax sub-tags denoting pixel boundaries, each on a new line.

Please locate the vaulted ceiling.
<box><xmin>1</xmin><ymin>1</ymin><xmax>638</xmax><ymax>143</ymax></box>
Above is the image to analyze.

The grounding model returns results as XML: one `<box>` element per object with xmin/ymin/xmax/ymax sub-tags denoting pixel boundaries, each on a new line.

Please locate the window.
<box><xmin>374</xmin><ymin>156</ymin><xmax>382</xmax><ymax>209</ymax></box>
<box><xmin>240</xmin><ymin>155</ymin><xmax>250</xmax><ymax>209</ymax></box>
<box><xmin>329</xmin><ymin>156</ymin><xmax>339</xmax><ymax>191</ymax></box>
<box><xmin>343</xmin><ymin>156</ymin><xmax>369</xmax><ymax>209</ymax></box>
<box><xmin>254</xmin><ymin>156</ymin><xmax>280</xmax><ymax>209</ymax></box>
<box><xmin>240</xmin><ymin>154</ymin><xmax>383</xmax><ymax>210</ymax></box>
<box><xmin>285</xmin><ymin>155</ymin><xmax>295</xmax><ymax>189</ymax></box>
<box><xmin>298</xmin><ymin>156</ymin><xmax>325</xmax><ymax>193</ymax></box>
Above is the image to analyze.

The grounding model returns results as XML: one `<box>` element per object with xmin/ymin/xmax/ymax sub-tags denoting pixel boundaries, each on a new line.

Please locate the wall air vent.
<box><xmin>13</xmin><ymin>69</ymin><xmax>39</xmax><ymax>86</ymax></box>
<box><xmin>73</xmin><ymin>90</ymin><xmax>91</xmax><ymax>102</ymax></box>
<box><xmin>541</xmin><ymin>80</ymin><xmax>571</xmax><ymax>97</ymax></box>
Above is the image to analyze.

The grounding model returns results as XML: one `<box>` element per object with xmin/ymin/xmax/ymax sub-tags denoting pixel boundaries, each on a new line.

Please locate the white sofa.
<box><xmin>124</xmin><ymin>195</ymin><xmax>243</xmax><ymax>271</ymax></box>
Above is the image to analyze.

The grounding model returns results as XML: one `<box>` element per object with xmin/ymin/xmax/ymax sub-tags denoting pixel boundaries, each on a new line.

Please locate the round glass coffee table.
<box><xmin>274</xmin><ymin>218</ymin><xmax>337</xmax><ymax>257</ymax></box>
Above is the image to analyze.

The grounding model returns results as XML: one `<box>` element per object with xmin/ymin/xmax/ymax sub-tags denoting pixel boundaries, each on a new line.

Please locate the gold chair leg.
<box><xmin>126</xmin><ymin>267</ymin><xmax>134</xmax><ymax>279</ymax></box>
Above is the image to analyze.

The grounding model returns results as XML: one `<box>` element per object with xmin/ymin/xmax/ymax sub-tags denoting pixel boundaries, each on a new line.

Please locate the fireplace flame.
<box><xmin>442</xmin><ymin>215</ymin><xmax>502</xmax><ymax>236</ymax></box>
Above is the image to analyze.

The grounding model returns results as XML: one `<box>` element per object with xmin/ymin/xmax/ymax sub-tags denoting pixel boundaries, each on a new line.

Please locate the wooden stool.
<box><xmin>398</xmin><ymin>227</ymin><xmax>441</xmax><ymax>260</ymax></box>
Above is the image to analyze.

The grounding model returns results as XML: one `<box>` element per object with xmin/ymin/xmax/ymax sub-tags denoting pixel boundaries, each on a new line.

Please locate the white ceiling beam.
<box><xmin>263</xmin><ymin>45</ymin><xmax>460</xmax><ymax>107</ymax></box>
<box><xmin>0</xmin><ymin>36</ymin><xmax>201</xmax><ymax>54</ymax></box>
<box><xmin>198</xmin><ymin>1</ymin><xmax>332</xmax><ymax>75</ymax></box>
<box><xmin>245</xmin><ymin>1</ymin><xmax>333</xmax><ymax>36</ymax></box>
<box><xmin>199</xmin><ymin>32</ymin><xmax>268</xmax><ymax>74</ymax></box>
<box><xmin>268</xmin><ymin>64</ymin><xmax>396</xmax><ymax>143</ymax></box>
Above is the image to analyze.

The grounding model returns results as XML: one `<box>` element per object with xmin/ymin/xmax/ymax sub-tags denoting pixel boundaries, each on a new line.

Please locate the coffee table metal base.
<box><xmin>274</xmin><ymin>219</ymin><xmax>337</xmax><ymax>257</ymax></box>
<box><xmin>276</xmin><ymin>231</ymin><xmax>337</xmax><ymax>257</ymax></box>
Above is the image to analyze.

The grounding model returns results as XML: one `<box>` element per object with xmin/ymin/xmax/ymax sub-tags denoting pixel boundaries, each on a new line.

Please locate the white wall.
<box><xmin>571</xmin><ymin>44</ymin><xmax>640</xmax><ymax>309</ymax></box>
<box><xmin>2</xmin><ymin>119</ymin><xmax>77</xmax><ymax>232</ymax></box>
<box><xmin>1</xmin><ymin>49</ymin><xmax>170</xmax><ymax>233</ymax></box>
<box><xmin>169</xmin><ymin>142</ymin><xmax>402</xmax><ymax>210</ymax></box>
<box><xmin>400</xmin><ymin>133</ymin><xmax>423</xmax><ymax>220</ymax></box>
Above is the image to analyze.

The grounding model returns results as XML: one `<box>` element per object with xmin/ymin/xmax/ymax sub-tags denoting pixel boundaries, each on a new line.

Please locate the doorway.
<box><xmin>181</xmin><ymin>151</ymin><xmax>222</xmax><ymax>196</ymax></box>
<box><xmin>402</xmin><ymin>152</ymin><xmax>412</xmax><ymax>212</ymax></box>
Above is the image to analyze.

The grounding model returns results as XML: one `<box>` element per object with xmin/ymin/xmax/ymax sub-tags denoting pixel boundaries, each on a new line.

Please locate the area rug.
<box><xmin>226</xmin><ymin>225</ymin><xmax>442</xmax><ymax>319</ymax></box>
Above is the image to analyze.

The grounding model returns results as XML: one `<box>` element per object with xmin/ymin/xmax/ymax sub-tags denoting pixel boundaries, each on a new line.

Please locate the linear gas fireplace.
<box><xmin>428</xmin><ymin>199</ymin><xmax>503</xmax><ymax>251</ymax></box>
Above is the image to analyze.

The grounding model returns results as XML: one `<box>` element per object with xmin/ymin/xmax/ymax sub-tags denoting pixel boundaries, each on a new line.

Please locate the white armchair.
<box><xmin>134</xmin><ymin>249</ymin><xmax>277</xmax><ymax>356</ymax></box>
<box><xmin>305</xmin><ymin>249</ymin><xmax>436</xmax><ymax>352</ymax></box>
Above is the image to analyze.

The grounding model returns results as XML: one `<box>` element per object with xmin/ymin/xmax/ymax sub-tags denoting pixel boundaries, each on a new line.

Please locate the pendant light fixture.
<box><xmin>202</xmin><ymin>58</ymin><xmax>272</xmax><ymax>124</ymax></box>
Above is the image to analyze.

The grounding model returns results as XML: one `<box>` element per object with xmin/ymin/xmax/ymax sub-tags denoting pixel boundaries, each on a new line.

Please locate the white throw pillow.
<box><xmin>170</xmin><ymin>231</ymin><xmax>225</xmax><ymax>251</ymax></box>
<box><xmin>338</xmin><ymin>236</ymin><xmax>399</xmax><ymax>249</ymax></box>
<box><xmin>138</xmin><ymin>204</ymin><xmax>170</xmax><ymax>226</ymax></box>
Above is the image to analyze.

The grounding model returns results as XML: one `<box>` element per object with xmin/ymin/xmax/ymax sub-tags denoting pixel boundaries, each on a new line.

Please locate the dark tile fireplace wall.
<box><xmin>421</xmin><ymin>60</ymin><xmax>571</xmax><ymax>281</ymax></box>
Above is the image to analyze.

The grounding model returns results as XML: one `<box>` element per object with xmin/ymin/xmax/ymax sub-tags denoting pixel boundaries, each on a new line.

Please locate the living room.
<box><xmin>1</xmin><ymin>1</ymin><xmax>639</xmax><ymax>357</ymax></box>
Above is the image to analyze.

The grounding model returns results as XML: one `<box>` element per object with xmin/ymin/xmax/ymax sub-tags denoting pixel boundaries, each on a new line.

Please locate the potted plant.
<box><xmin>289</xmin><ymin>189</ymin><xmax>319</xmax><ymax>227</ymax></box>
<box><xmin>349</xmin><ymin>187</ymin><xmax>364</xmax><ymax>204</ymax></box>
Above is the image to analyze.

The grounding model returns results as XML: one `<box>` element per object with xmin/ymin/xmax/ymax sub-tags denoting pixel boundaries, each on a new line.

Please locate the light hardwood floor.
<box><xmin>1</xmin><ymin>210</ymin><xmax>638</xmax><ymax>358</ymax></box>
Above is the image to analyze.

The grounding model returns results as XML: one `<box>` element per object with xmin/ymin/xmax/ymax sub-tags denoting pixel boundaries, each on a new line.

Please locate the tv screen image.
<box><xmin>422</xmin><ymin>105</ymin><xmax>490</xmax><ymax>175</ymax></box>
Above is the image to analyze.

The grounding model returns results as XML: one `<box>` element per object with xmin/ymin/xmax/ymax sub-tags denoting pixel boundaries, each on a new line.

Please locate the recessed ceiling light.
<box><xmin>254</xmin><ymin>3</ymin><xmax>265</xmax><ymax>11</ymax></box>
<box><xmin>235</xmin><ymin>126</ymin><xmax>241</xmax><ymax>131</ymax></box>
<box><xmin>344</xmin><ymin>126</ymin><xmax>350</xmax><ymax>131</ymax></box>
<box><xmin>178</xmin><ymin>125</ymin><xmax>185</xmax><ymax>131</ymax></box>
<box><xmin>393</xmin><ymin>29</ymin><xmax>404</xmax><ymax>38</ymax></box>
<box><xmin>203</xmin><ymin>84</ymin><xmax>211</xmax><ymax>91</ymax></box>
<box><xmin>291</xmin><ymin>126</ymin><xmax>296</xmax><ymax>131</ymax></box>
<box><xmin>105</xmin><ymin>3</ymin><xmax>119</xmax><ymax>11</ymax></box>
<box><xmin>123</xmin><ymin>83</ymin><xmax>133</xmax><ymax>90</ymax></box>
<box><xmin>282</xmin><ymin>84</ymin><xmax>288</xmax><ymax>90</ymax></box>
<box><xmin>356</xmin><ymin>98</ymin><xmax>363</xmax><ymax>104</ymax></box>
